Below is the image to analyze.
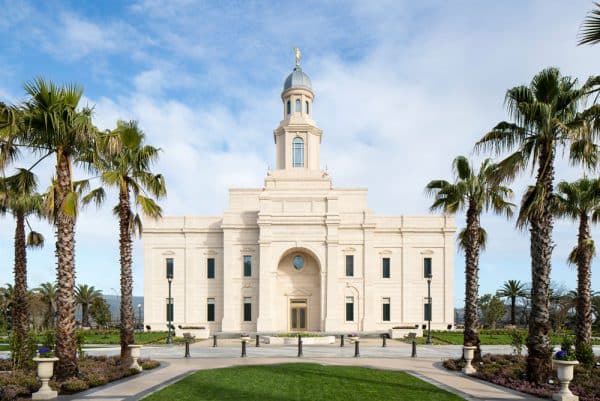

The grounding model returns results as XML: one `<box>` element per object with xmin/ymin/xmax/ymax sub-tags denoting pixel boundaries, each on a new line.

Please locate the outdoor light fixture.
<box><xmin>424</xmin><ymin>258</ymin><xmax>433</xmax><ymax>345</ymax></box>
<box><xmin>166</xmin><ymin>258</ymin><xmax>174</xmax><ymax>344</ymax></box>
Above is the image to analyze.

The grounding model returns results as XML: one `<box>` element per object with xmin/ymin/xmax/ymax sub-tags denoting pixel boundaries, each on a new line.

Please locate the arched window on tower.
<box><xmin>292</xmin><ymin>137</ymin><xmax>304</xmax><ymax>167</ymax></box>
<box><xmin>295</xmin><ymin>99</ymin><xmax>301</xmax><ymax>113</ymax></box>
<box><xmin>305</xmin><ymin>101</ymin><xmax>309</xmax><ymax>115</ymax></box>
<box><xmin>287</xmin><ymin>100</ymin><xmax>291</xmax><ymax>115</ymax></box>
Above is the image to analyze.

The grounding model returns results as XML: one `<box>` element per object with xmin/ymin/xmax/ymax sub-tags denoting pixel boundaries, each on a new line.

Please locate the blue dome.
<box><xmin>283</xmin><ymin>66</ymin><xmax>312</xmax><ymax>91</ymax></box>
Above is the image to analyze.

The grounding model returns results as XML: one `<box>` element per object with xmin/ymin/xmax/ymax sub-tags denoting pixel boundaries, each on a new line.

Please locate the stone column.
<box><xmin>220</xmin><ymin>226</ymin><xmax>237</xmax><ymax>332</ymax></box>
<box><xmin>360</xmin><ymin>215</ymin><xmax>376</xmax><ymax>330</ymax></box>
<box><xmin>323</xmin><ymin>195</ymin><xmax>340</xmax><ymax>331</ymax></box>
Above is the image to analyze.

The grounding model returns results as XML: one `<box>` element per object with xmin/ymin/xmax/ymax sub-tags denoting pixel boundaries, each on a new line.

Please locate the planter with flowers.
<box><xmin>32</xmin><ymin>347</ymin><xmax>59</xmax><ymax>400</ymax></box>
<box><xmin>552</xmin><ymin>338</ymin><xmax>579</xmax><ymax>401</ymax></box>
<box><xmin>347</xmin><ymin>333</ymin><xmax>360</xmax><ymax>343</ymax></box>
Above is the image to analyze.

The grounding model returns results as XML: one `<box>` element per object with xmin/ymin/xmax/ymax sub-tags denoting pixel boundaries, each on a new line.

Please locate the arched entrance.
<box><xmin>276</xmin><ymin>248</ymin><xmax>321</xmax><ymax>332</ymax></box>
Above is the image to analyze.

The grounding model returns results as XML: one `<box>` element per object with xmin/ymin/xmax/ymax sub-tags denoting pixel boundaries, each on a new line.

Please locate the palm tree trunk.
<box><xmin>12</xmin><ymin>211</ymin><xmax>30</xmax><ymax>370</ymax></box>
<box><xmin>82</xmin><ymin>304</ymin><xmax>89</xmax><ymax>327</ymax></box>
<box><xmin>526</xmin><ymin>149</ymin><xmax>554</xmax><ymax>384</ymax></box>
<box><xmin>575</xmin><ymin>212</ymin><xmax>593</xmax><ymax>360</ymax></box>
<box><xmin>463</xmin><ymin>202</ymin><xmax>481</xmax><ymax>360</ymax></box>
<box><xmin>54</xmin><ymin>151</ymin><xmax>78</xmax><ymax>379</ymax></box>
<box><xmin>510</xmin><ymin>296</ymin><xmax>516</xmax><ymax>326</ymax></box>
<box><xmin>119</xmin><ymin>186</ymin><xmax>134</xmax><ymax>360</ymax></box>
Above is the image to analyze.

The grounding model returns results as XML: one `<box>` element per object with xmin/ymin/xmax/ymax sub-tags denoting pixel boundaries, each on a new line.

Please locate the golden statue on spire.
<box><xmin>294</xmin><ymin>47</ymin><xmax>301</xmax><ymax>67</ymax></box>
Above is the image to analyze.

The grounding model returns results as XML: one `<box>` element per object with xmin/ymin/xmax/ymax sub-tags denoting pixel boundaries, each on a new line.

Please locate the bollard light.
<box><xmin>340</xmin><ymin>334</ymin><xmax>344</xmax><ymax>347</ymax></box>
<box><xmin>354</xmin><ymin>339</ymin><xmax>360</xmax><ymax>357</ymax></box>
<box><xmin>298</xmin><ymin>334</ymin><xmax>303</xmax><ymax>357</ymax></box>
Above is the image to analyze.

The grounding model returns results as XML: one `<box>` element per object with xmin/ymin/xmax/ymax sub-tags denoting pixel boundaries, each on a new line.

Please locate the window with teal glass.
<box><xmin>295</xmin><ymin>98</ymin><xmax>301</xmax><ymax>112</ymax></box>
<box><xmin>382</xmin><ymin>258</ymin><xmax>390</xmax><ymax>278</ymax></box>
<box><xmin>345</xmin><ymin>296</ymin><xmax>354</xmax><ymax>321</ymax></box>
<box><xmin>207</xmin><ymin>258</ymin><xmax>215</xmax><ymax>279</ymax></box>
<box><xmin>383</xmin><ymin>298</ymin><xmax>390</xmax><ymax>321</ymax></box>
<box><xmin>305</xmin><ymin>101</ymin><xmax>309</xmax><ymax>114</ymax></box>
<box><xmin>346</xmin><ymin>255</ymin><xmax>354</xmax><ymax>277</ymax></box>
<box><xmin>287</xmin><ymin>100</ymin><xmax>291</xmax><ymax>114</ymax></box>
<box><xmin>207</xmin><ymin>298</ymin><xmax>215</xmax><ymax>321</ymax></box>
<box><xmin>292</xmin><ymin>137</ymin><xmax>304</xmax><ymax>167</ymax></box>
<box><xmin>243</xmin><ymin>255</ymin><xmax>252</xmax><ymax>277</ymax></box>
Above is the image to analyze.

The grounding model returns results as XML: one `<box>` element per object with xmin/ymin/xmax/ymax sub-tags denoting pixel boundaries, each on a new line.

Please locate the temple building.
<box><xmin>142</xmin><ymin>53</ymin><xmax>455</xmax><ymax>334</ymax></box>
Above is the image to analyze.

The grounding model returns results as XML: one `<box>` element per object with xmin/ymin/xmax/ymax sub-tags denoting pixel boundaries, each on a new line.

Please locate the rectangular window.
<box><xmin>166</xmin><ymin>258</ymin><xmax>174</xmax><ymax>279</ymax></box>
<box><xmin>243</xmin><ymin>255</ymin><xmax>252</xmax><ymax>277</ymax></box>
<box><xmin>345</xmin><ymin>296</ymin><xmax>354</xmax><ymax>321</ymax></box>
<box><xmin>207</xmin><ymin>258</ymin><xmax>215</xmax><ymax>279</ymax></box>
<box><xmin>207</xmin><ymin>298</ymin><xmax>215</xmax><ymax>322</ymax></box>
<box><xmin>423</xmin><ymin>257</ymin><xmax>432</xmax><ymax>278</ymax></box>
<box><xmin>345</xmin><ymin>255</ymin><xmax>354</xmax><ymax>277</ymax></box>
<box><xmin>382</xmin><ymin>298</ymin><xmax>391</xmax><ymax>321</ymax></box>
<box><xmin>243</xmin><ymin>297</ymin><xmax>252</xmax><ymax>321</ymax></box>
<box><xmin>382</xmin><ymin>258</ymin><xmax>390</xmax><ymax>278</ymax></box>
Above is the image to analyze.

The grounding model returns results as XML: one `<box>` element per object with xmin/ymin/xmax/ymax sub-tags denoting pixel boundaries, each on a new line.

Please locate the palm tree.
<box><xmin>497</xmin><ymin>280</ymin><xmax>527</xmax><ymax>326</ymax></box>
<box><xmin>34</xmin><ymin>282</ymin><xmax>58</xmax><ymax>329</ymax></box>
<box><xmin>554</xmin><ymin>177</ymin><xmax>600</xmax><ymax>362</ymax></box>
<box><xmin>0</xmin><ymin>169</ymin><xmax>45</xmax><ymax>369</ymax></box>
<box><xmin>476</xmin><ymin>67</ymin><xmax>600</xmax><ymax>383</ymax></box>
<box><xmin>84</xmin><ymin>120</ymin><xmax>165</xmax><ymax>359</ymax></box>
<box><xmin>75</xmin><ymin>284</ymin><xmax>102</xmax><ymax>328</ymax></box>
<box><xmin>579</xmin><ymin>2</ymin><xmax>600</xmax><ymax>45</ymax></box>
<box><xmin>426</xmin><ymin>156</ymin><xmax>513</xmax><ymax>359</ymax></box>
<box><xmin>11</xmin><ymin>78</ymin><xmax>96</xmax><ymax>378</ymax></box>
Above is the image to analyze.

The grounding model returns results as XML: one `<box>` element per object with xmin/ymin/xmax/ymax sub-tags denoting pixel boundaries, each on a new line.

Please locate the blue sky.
<box><xmin>1</xmin><ymin>0</ymin><xmax>600</xmax><ymax>307</ymax></box>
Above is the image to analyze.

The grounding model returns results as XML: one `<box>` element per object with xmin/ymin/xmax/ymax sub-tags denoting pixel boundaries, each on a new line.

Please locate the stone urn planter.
<box><xmin>240</xmin><ymin>336</ymin><xmax>251</xmax><ymax>342</ymax></box>
<box><xmin>128</xmin><ymin>344</ymin><xmax>143</xmax><ymax>372</ymax></box>
<box><xmin>32</xmin><ymin>357</ymin><xmax>59</xmax><ymax>400</ymax></box>
<box><xmin>462</xmin><ymin>346</ymin><xmax>477</xmax><ymax>374</ymax></box>
<box><xmin>552</xmin><ymin>360</ymin><xmax>579</xmax><ymax>401</ymax></box>
<box><xmin>347</xmin><ymin>336</ymin><xmax>360</xmax><ymax>343</ymax></box>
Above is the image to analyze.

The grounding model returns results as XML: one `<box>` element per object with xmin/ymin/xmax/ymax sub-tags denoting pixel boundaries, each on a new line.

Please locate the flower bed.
<box><xmin>443</xmin><ymin>354</ymin><xmax>600</xmax><ymax>401</ymax></box>
<box><xmin>0</xmin><ymin>356</ymin><xmax>160</xmax><ymax>401</ymax></box>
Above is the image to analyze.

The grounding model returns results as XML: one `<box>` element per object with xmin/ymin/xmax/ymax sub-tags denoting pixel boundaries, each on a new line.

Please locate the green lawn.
<box><xmin>78</xmin><ymin>330</ymin><xmax>172</xmax><ymax>344</ymax></box>
<box><xmin>403</xmin><ymin>330</ymin><xmax>600</xmax><ymax>345</ymax></box>
<box><xmin>142</xmin><ymin>363</ymin><xmax>466</xmax><ymax>401</ymax></box>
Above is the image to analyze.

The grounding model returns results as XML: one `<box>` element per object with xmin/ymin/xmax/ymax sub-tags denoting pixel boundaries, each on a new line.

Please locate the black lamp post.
<box><xmin>166</xmin><ymin>258</ymin><xmax>174</xmax><ymax>344</ymax></box>
<box><xmin>424</xmin><ymin>258</ymin><xmax>433</xmax><ymax>345</ymax></box>
<box><xmin>137</xmin><ymin>303</ymin><xmax>142</xmax><ymax>331</ymax></box>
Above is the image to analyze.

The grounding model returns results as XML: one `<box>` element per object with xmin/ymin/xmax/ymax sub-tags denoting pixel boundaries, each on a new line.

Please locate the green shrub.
<box><xmin>60</xmin><ymin>378</ymin><xmax>89</xmax><ymax>393</ymax></box>
<box><xmin>510</xmin><ymin>330</ymin><xmax>525</xmax><ymax>356</ymax></box>
<box><xmin>575</xmin><ymin>342</ymin><xmax>595</xmax><ymax>367</ymax></box>
<box><xmin>140</xmin><ymin>359</ymin><xmax>160</xmax><ymax>370</ymax></box>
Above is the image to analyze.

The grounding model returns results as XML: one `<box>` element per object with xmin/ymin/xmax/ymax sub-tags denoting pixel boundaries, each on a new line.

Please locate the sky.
<box><xmin>0</xmin><ymin>0</ymin><xmax>599</xmax><ymax>308</ymax></box>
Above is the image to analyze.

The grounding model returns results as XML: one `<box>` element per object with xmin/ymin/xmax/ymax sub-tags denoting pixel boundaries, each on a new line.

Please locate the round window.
<box><xmin>293</xmin><ymin>255</ymin><xmax>304</xmax><ymax>271</ymax></box>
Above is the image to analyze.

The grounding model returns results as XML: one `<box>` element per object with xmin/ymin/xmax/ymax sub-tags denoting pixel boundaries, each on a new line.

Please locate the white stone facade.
<box><xmin>143</xmin><ymin>62</ymin><xmax>456</xmax><ymax>334</ymax></box>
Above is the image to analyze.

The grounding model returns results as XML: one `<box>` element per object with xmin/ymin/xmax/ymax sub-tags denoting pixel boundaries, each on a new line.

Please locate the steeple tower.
<box><xmin>273</xmin><ymin>49</ymin><xmax>323</xmax><ymax>172</ymax></box>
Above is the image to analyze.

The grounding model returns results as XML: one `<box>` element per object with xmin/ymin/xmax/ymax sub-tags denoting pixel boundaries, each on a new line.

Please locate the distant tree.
<box><xmin>426</xmin><ymin>156</ymin><xmax>513</xmax><ymax>359</ymax></box>
<box><xmin>479</xmin><ymin>294</ymin><xmax>506</xmax><ymax>329</ymax></box>
<box><xmin>497</xmin><ymin>280</ymin><xmax>528</xmax><ymax>325</ymax></box>
<box><xmin>89</xmin><ymin>297</ymin><xmax>111</xmax><ymax>328</ymax></box>
<box><xmin>579</xmin><ymin>2</ymin><xmax>600</xmax><ymax>45</ymax></box>
<box><xmin>34</xmin><ymin>282</ymin><xmax>58</xmax><ymax>329</ymax></box>
<box><xmin>75</xmin><ymin>284</ymin><xmax>102</xmax><ymax>327</ymax></box>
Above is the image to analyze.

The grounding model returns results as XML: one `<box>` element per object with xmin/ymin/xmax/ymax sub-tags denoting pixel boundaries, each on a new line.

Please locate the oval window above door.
<box><xmin>293</xmin><ymin>255</ymin><xmax>304</xmax><ymax>271</ymax></box>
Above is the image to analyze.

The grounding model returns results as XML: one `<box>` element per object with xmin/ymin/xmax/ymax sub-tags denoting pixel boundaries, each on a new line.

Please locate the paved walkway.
<box><xmin>59</xmin><ymin>342</ymin><xmax>550</xmax><ymax>401</ymax></box>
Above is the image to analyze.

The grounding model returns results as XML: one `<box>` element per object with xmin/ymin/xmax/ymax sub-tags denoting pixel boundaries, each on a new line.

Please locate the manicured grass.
<box><xmin>406</xmin><ymin>330</ymin><xmax>600</xmax><ymax>345</ymax></box>
<box><xmin>79</xmin><ymin>330</ymin><xmax>172</xmax><ymax>344</ymax></box>
<box><xmin>28</xmin><ymin>330</ymin><xmax>173</xmax><ymax>345</ymax></box>
<box><xmin>142</xmin><ymin>363</ymin><xmax>466</xmax><ymax>401</ymax></box>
